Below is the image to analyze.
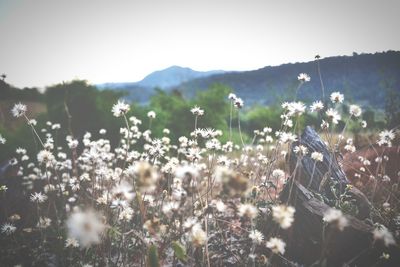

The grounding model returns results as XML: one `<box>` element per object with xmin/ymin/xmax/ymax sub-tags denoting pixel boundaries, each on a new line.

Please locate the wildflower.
<box><xmin>234</xmin><ymin>97</ymin><xmax>244</xmax><ymax>109</ymax></box>
<box><xmin>266</xmin><ymin>237</ymin><xmax>286</xmax><ymax>254</ymax></box>
<box><xmin>175</xmin><ymin>164</ymin><xmax>199</xmax><ymax>180</ymax></box>
<box><xmin>66</xmin><ymin>210</ymin><xmax>105</xmax><ymax>247</ymax></box>
<box><xmin>126</xmin><ymin>161</ymin><xmax>158</xmax><ymax>193</ymax></box>
<box><xmin>285</xmin><ymin>102</ymin><xmax>306</xmax><ymax>117</ymax></box>
<box><xmin>30</xmin><ymin>192</ymin><xmax>48</xmax><ymax>203</ymax></box>
<box><xmin>349</xmin><ymin>105</ymin><xmax>362</xmax><ymax>117</ymax></box>
<box><xmin>216</xmin><ymin>166</ymin><xmax>248</xmax><ymax>196</ymax></box>
<box><xmin>190</xmin><ymin>224</ymin><xmax>207</xmax><ymax>247</ymax></box>
<box><xmin>112</xmin><ymin>181</ymin><xmax>134</xmax><ymax>201</ymax></box>
<box><xmin>272</xmin><ymin>205</ymin><xmax>295</xmax><ymax>229</ymax></box>
<box><xmin>212</xmin><ymin>199</ymin><xmax>227</xmax><ymax>213</ymax></box>
<box><xmin>119</xmin><ymin>207</ymin><xmax>134</xmax><ymax>221</ymax></box>
<box><xmin>65</xmin><ymin>237</ymin><xmax>80</xmax><ymax>248</ymax></box>
<box><xmin>238</xmin><ymin>203</ymin><xmax>258</xmax><ymax>219</ymax></box>
<box><xmin>37</xmin><ymin>150</ymin><xmax>55</xmax><ymax>165</ymax></box>
<box><xmin>0</xmin><ymin>134</ymin><xmax>6</xmax><ymax>144</ymax></box>
<box><xmin>112</xmin><ymin>100</ymin><xmax>130</xmax><ymax>117</ymax></box>
<box><xmin>1</xmin><ymin>223</ymin><xmax>16</xmax><ymax>235</ymax></box>
<box><xmin>377</xmin><ymin>130</ymin><xmax>395</xmax><ymax>147</ymax></box>
<box><xmin>311</xmin><ymin>152</ymin><xmax>323</xmax><ymax>162</ymax></box>
<box><xmin>326</xmin><ymin>108</ymin><xmax>341</xmax><ymax>124</ymax></box>
<box><xmin>360</xmin><ymin>120</ymin><xmax>367</xmax><ymax>128</ymax></box>
<box><xmin>321</xmin><ymin>120</ymin><xmax>329</xmax><ymax>129</ymax></box>
<box><xmin>147</xmin><ymin>110</ymin><xmax>156</xmax><ymax>119</ymax></box>
<box><xmin>272</xmin><ymin>169</ymin><xmax>285</xmax><ymax>180</ymax></box>
<box><xmin>228</xmin><ymin>93</ymin><xmax>237</xmax><ymax>100</ymax></box>
<box><xmin>37</xmin><ymin>217</ymin><xmax>52</xmax><ymax>229</ymax></box>
<box><xmin>323</xmin><ymin>208</ymin><xmax>348</xmax><ymax>231</ymax></box>
<box><xmin>11</xmin><ymin>102</ymin><xmax>27</xmax><ymax>118</ymax></box>
<box><xmin>191</xmin><ymin>106</ymin><xmax>204</xmax><ymax>116</ymax></box>
<box><xmin>249</xmin><ymin>230</ymin><xmax>264</xmax><ymax>244</ymax></box>
<box><xmin>99</xmin><ymin>129</ymin><xmax>106</xmax><ymax>135</ymax></box>
<box><xmin>381</xmin><ymin>253</ymin><xmax>390</xmax><ymax>260</ymax></box>
<box><xmin>330</xmin><ymin>92</ymin><xmax>344</xmax><ymax>104</ymax></box>
<box><xmin>293</xmin><ymin>145</ymin><xmax>308</xmax><ymax>156</ymax></box>
<box><xmin>373</xmin><ymin>224</ymin><xmax>396</xmax><ymax>247</ymax></box>
<box><xmin>310</xmin><ymin>101</ymin><xmax>324</xmax><ymax>112</ymax></box>
<box><xmin>298</xmin><ymin>73</ymin><xmax>310</xmax><ymax>82</ymax></box>
<box><xmin>278</xmin><ymin>132</ymin><xmax>297</xmax><ymax>143</ymax></box>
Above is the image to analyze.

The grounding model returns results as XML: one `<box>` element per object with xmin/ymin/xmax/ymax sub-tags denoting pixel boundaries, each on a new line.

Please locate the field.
<box><xmin>0</xmin><ymin>74</ymin><xmax>399</xmax><ymax>267</ymax></box>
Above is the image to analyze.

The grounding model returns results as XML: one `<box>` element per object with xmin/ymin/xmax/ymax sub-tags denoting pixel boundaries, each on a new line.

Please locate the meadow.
<box><xmin>0</xmin><ymin>69</ymin><xmax>399</xmax><ymax>267</ymax></box>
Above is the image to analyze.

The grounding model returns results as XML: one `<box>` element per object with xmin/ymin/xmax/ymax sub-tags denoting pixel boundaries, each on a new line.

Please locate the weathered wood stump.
<box><xmin>278</xmin><ymin>126</ymin><xmax>399</xmax><ymax>266</ymax></box>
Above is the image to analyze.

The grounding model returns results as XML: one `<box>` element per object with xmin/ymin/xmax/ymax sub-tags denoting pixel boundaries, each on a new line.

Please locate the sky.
<box><xmin>0</xmin><ymin>0</ymin><xmax>399</xmax><ymax>88</ymax></box>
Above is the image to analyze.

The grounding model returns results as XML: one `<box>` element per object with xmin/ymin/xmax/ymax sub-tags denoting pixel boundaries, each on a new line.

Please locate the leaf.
<box><xmin>172</xmin><ymin>241</ymin><xmax>187</xmax><ymax>262</ymax></box>
<box><xmin>148</xmin><ymin>245</ymin><xmax>159</xmax><ymax>267</ymax></box>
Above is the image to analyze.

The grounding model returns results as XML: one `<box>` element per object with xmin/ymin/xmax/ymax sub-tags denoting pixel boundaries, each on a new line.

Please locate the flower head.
<box><xmin>326</xmin><ymin>108</ymin><xmax>341</xmax><ymax>124</ymax></box>
<box><xmin>249</xmin><ymin>230</ymin><xmax>264</xmax><ymax>244</ymax></box>
<box><xmin>11</xmin><ymin>103</ymin><xmax>27</xmax><ymax>118</ymax></box>
<box><xmin>323</xmin><ymin>208</ymin><xmax>348</xmax><ymax>231</ymax></box>
<box><xmin>1</xmin><ymin>223</ymin><xmax>16</xmax><ymax>235</ymax></box>
<box><xmin>330</xmin><ymin>92</ymin><xmax>344</xmax><ymax>104</ymax></box>
<box><xmin>272</xmin><ymin>205</ymin><xmax>295</xmax><ymax>229</ymax></box>
<box><xmin>112</xmin><ymin>100</ymin><xmax>130</xmax><ymax>117</ymax></box>
<box><xmin>147</xmin><ymin>110</ymin><xmax>156</xmax><ymax>119</ymax></box>
<box><xmin>310</xmin><ymin>101</ymin><xmax>324</xmax><ymax>112</ymax></box>
<box><xmin>298</xmin><ymin>73</ymin><xmax>310</xmax><ymax>82</ymax></box>
<box><xmin>66</xmin><ymin>210</ymin><xmax>105</xmax><ymax>247</ymax></box>
<box><xmin>266</xmin><ymin>237</ymin><xmax>286</xmax><ymax>254</ymax></box>
<box><xmin>349</xmin><ymin>105</ymin><xmax>362</xmax><ymax>117</ymax></box>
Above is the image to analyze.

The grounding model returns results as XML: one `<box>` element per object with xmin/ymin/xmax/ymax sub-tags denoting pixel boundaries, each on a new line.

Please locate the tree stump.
<box><xmin>278</xmin><ymin>126</ymin><xmax>399</xmax><ymax>266</ymax></box>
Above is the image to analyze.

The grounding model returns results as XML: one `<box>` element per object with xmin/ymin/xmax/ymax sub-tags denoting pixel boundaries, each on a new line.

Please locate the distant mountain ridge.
<box><xmin>99</xmin><ymin>66</ymin><xmax>225</xmax><ymax>89</ymax></box>
<box><xmin>101</xmin><ymin>51</ymin><xmax>400</xmax><ymax>108</ymax></box>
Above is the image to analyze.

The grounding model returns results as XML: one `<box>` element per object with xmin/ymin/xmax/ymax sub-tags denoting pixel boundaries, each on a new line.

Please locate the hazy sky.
<box><xmin>0</xmin><ymin>0</ymin><xmax>399</xmax><ymax>88</ymax></box>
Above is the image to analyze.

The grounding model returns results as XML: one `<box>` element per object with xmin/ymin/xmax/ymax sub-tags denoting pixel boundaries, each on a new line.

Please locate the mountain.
<box><xmin>172</xmin><ymin>51</ymin><xmax>400</xmax><ymax>108</ymax></box>
<box><xmin>135</xmin><ymin>66</ymin><xmax>225</xmax><ymax>88</ymax></box>
<box><xmin>98</xmin><ymin>66</ymin><xmax>225</xmax><ymax>104</ymax></box>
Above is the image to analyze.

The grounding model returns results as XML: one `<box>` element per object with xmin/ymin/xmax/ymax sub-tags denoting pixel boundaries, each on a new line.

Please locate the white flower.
<box><xmin>37</xmin><ymin>217</ymin><xmax>52</xmax><ymax>229</ymax></box>
<box><xmin>112</xmin><ymin>181</ymin><xmax>135</xmax><ymax>201</ymax></box>
<box><xmin>30</xmin><ymin>192</ymin><xmax>48</xmax><ymax>203</ymax></box>
<box><xmin>326</xmin><ymin>108</ymin><xmax>341</xmax><ymax>124</ymax></box>
<box><xmin>190</xmin><ymin>224</ymin><xmax>207</xmax><ymax>247</ymax></box>
<box><xmin>330</xmin><ymin>92</ymin><xmax>344</xmax><ymax>104</ymax></box>
<box><xmin>66</xmin><ymin>210</ymin><xmax>105</xmax><ymax>247</ymax></box>
<box><xmin>373</xmin><ymin>225</ymin><xmax>396</xmax><ymax>247</ymax></box>
<box><xmin>272</xmin><ymin>169</ymin><xmax>285</xmax><ymax>180</ymax></box>
<box><xmin>297</xmin><ymin>73</ymin><xmax>310</xmax><ymax>82</ymax></box>
<box><xmin>238</xmin><ymin>203</ymin><xmax>258</xmax><ymax>219</ymax></box>
<box><xmin>147</xmin><ymin>110</ymin><xmax>156</xmax><ymax>119</ymax></box>
<box><xmin>65</xmin><ymin>237</ymin><xmax>80</xmax><ymax>248</ymax></box>
<box><xmin>310</xmin><ymin>101</ymin><xmax>324</xmax><ymax>112</ymax></box>
<box><xmin>11</xmin><ymin>102</ymin><xmax>27</xmax><ymax>118</ymax></box>
<box><xmin>234</xmin><ymin>97</ymin><xmax>244</xmax><ymax>109</ymax></box>
<box><xmin>349</xmin><ymin>105</ymin><xmax>362</xmax><ymax>117</ymax></box>
<box><xmin>37</xmin><ymin>150</ymin><xmax>55</xmax><ymax>164</ymax></box>
<box><xmin>119</xmin><ymin>207</ymin><xmax>134</xmax><ymax>221</ymax></box>
<box><xmin>1</xmin><ymin>223</ymin><xmax>16</xmax><ymax>235</ymax></box>
<box><xmin>228</xmin><ymin>93</ymin><xmax>237</xmax><ymax>100</ymax></box>
<box><xmin>272</xmin><ymin>205</ymin><xmax>295</xmax><ymax>229</ymax></box>
<box><xmin>112</xmin><ymin>100</ymin><xmax>130</xmax><ymax>117</ymax></box>
<box><xmin>190</xmin><ymin>106</ymin><xmax>204</xmax><ymax>116</ymax></box>
<box><xmin>285</xmin><ymin>102</ymin><xmax>306</xmax><ymax>117</ymax></box>
<box><xmin>323</xmin><ymin>208</ymin><xmax>348</xmax><ymax>231</ymax></box>
<box><xmin>99</xmin><ymin>129</ymin><xmax>106</xmax><ymax>135</ymax></box>
<box><xmin>311</xmin><ymin>152</ymin><xmax>323</xmax><ymax>162</ymax></box>
<box><xmin>293</xmin><ymin>145</ymin><xmax>308</xmax><ymax>156</ymax></box>
<box><xmin>266</xmin><ymin>237</ymin><xmax>286</xmax><ymax>254</ymax></box>
<box><xmin>0</xmin><ymin>134</ymin><xmax>5</xmax><ymax>144</ymax></box>
<box><xmin>249</xmin><ymin>230</ymin><xmax>264</xmax><ymax>244</ymax></box>
<box><xmin>361</xmin><ymin>120</ymin><xmax>367</xmax><ymax>128</ymax></box>
<box><xmin>377</xmin><ymin>130</ymin><xmax>395</xmax><ymax>147</ymax></box>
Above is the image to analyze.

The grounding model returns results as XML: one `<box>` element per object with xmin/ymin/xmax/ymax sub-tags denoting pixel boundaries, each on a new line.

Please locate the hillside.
<box><xmin>173</xmin><ymin>51</ymin><xmax>400</xmax><ymax>108</ymax></box>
